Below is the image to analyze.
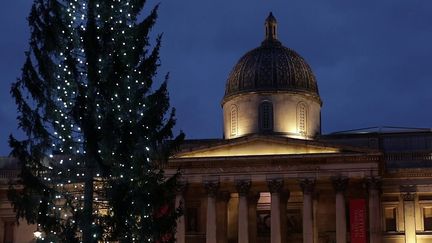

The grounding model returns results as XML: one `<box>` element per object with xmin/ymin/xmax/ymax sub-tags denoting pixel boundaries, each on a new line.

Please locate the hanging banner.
<box><xmin>349</xmin><ymin>199</ymin><xmax>367</xmax><ymax>243</ymax></box>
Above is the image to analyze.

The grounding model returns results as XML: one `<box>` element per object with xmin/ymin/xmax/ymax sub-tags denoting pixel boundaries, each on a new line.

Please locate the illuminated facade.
<box><xmin>1</xmin><ymin>12</ymin><xmax>432</xmax><ymax>243</ymax></box>
<box><xmin>167</xmin><ymin>13</ymin><xmax>432</xmax><ymax>243</ymax></box>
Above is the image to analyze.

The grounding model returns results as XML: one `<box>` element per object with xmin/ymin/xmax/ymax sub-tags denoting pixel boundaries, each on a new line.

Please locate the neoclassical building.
<box><xmin>167</xmin><ymin>13</ymin><xmax>432</xmax><ymax>243</ymax></box>
<box><xmin>1</xmin><ymin>12</ymin><xmax>432</xmax><ymax>243</ymax></box>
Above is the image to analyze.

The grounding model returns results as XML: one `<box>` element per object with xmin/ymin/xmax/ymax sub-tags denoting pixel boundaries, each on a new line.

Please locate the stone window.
<box><xmin>259</xmin><ymin>101</ymin><xmax>273</xmax><ymax>132</ymax></box>
<box><xmin>297</xmin><ymin>102</ymin><xmax>307</xmax><ymax>135</ymax></box>
<box><xmin>423</xmin><ymin>207</ymin><xmax>432</xmax><ymax>231</ymax></box>
<box><xmin>384</xmin><ymin>207</ymin><xmax>397</xmax><ymax>232</ymax></box>
<box><xmin>230</xmin><ymin>105</ymin><xmax>238</xmax><ymax>136</ymax></box>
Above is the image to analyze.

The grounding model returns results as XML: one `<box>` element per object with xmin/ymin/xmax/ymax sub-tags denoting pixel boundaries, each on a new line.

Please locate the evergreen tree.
<box><xmin>8</xmin><ymin>0</ymin><xmax>183</xmax><ymax>242</ymax></box>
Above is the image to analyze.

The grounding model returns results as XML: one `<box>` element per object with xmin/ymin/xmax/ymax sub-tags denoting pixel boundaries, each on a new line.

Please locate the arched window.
<box><xmin>259</xmin><ymin>101</ymin><xmax>273</xmax><ymax>132</ymax></box>
<box><xmin>297</xmin><ymin>102</ymin><xmax>308</xmax><ymax>135</ymax></box>
<box><xmin>230</xmin><ymin>105</ymin><xmax>238</xmax><ymax>136</ymax></box>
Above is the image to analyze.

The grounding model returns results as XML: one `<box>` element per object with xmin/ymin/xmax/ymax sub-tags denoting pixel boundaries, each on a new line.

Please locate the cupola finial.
<box><xmin>265</xmin><ymin>12</ymin><xmax>277</xmax><ymax>40</ymax></box>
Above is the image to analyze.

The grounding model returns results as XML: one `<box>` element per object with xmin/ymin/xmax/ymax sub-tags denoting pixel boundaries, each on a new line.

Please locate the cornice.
<box><xmin>384</xmin><ymin>168</ymin><xmax>432</xmax><ymax>178</ymax></box>
<box><xmin>221</xmin><ymin>90</ymin><xmax>322</xmax><ymax>106</ymax></box>
<box><xmin>168</xmin><ymin>153</ymin><xmax>382</xmax><ymax>170</ymax></box>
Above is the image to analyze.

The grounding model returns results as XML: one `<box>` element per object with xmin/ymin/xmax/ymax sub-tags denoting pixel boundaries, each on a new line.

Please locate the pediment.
<box><xmin>174</xmin><ymin>135</ymin><xmax>371</xmax><ymax>158</ymax></box>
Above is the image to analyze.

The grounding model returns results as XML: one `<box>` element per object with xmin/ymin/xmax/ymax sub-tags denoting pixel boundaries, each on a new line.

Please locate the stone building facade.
<box><xmin>1</xmin><ymin>12</ymin><xmax>432</xmax><ymax>243</ymax></box>
<box><xmin>166</xmin><ymin>13</ymin><xmax>432</xmax><ymax>243</ymax></box>
<box><xmin>169</xmin><ymin>130</ymin><xmax>432</xmax><ymax>243</ymax></box>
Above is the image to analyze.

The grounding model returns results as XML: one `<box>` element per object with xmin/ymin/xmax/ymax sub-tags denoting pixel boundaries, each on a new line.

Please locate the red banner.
<box><xmin>349</xmin><ymin>199</ymin><xmax>367</xmax><ymax>243</ymax></box>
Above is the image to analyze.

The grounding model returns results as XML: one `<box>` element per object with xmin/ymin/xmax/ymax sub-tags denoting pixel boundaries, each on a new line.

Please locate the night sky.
<box><xmin>1</xmin><ymin>1</ymin><xmax>432</xmax><ymax>155</ymax></box>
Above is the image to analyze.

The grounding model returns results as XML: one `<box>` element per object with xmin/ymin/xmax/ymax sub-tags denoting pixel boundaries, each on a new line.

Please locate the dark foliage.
<box><xmin>8</xmin><ymin>0</ymin><xmax>184</xmax><ymax>242</ymax></box>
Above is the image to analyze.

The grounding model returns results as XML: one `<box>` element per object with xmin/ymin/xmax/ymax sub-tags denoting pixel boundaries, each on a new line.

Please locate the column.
<box><xmin>300</xmin><ymin>179</ymin><xmax>315</xmax><ymax>243</ymax></box>
<box><xmin>313</xmin><ymin>193</ymin><xmax>319</xmax><ymax>243</ymax></box>
<box><xmin>204</xmin><ymin>181</ymin><xmax>220</xmax><ymax>243</ymax></box>
<box><xmin>268</xmin><ymin>179</ymin><xmax>284</xmax><ymax>243</ymax></box>
<box><xmin>175</xmin><ymin>182</ymin><xmax>188</xmax><ymax>243</ymax></box>
<box><xmin>366</xmin><ymin>177</ymin><xmax>381</xmax><ymax>243</ymax></box>
<box><xmin>236</xmin><ymin>180</ymin><xmax>251</xmax><ymax>243</ymax></box>
<box><xmin>217</xmin><ymin>192</ymin><xmax>230</xmax><ymax>243</ymax></box>
<box><xmin>0</xmin><ymin>219</ymin><xmax>4</xmax><ymax>243</ymax></box>
<box><xmin>332</xmin><ymin>177</ymin><xmax>348</xmax><ymax>243</ymax></box>
<box><xmin>401</xmin><ymin>185</ymin><xmax>417</xmax><ymax>243</ymax></box>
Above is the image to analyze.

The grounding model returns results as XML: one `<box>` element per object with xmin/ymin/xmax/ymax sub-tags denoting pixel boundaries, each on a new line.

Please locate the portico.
<box><xmin>166</xmin><ymin>12</ymin><xmax>432</xmax><ymax>243</ymax></box>
<box><xmin>168</xmin><ymin>134</ymin><xmax>381</xmax><ymax>243</ymax></box>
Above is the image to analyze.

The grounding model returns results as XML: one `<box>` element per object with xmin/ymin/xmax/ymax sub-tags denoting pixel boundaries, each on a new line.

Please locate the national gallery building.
<box><xmin>166</xmin><ymin>13</ymin><xmax>432</xmax><ymax>243</ymax></box>
<box><xmin>1</xmin><ymin>13</ymin><xmax>432</xmax><ymax>243</ymax></box>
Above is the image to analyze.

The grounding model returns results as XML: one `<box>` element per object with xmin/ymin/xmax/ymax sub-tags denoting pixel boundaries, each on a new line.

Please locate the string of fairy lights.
<box><xmin>32</xmin><ymin>0</ymin><xmax>156</xmax><ymax>241</ymax></box>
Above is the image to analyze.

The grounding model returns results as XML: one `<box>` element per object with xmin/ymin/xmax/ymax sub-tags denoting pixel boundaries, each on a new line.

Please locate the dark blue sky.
<box><xmin>1</xmin><ymin>1</ymin><xmax>432</xmax><ymax>155</ymax></box>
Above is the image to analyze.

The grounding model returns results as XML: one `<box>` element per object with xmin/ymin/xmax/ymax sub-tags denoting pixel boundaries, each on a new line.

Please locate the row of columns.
<box><xmin>175</xmin><ymin>177</ymin><xmax>381</xmax><ymax>243</ymax></box>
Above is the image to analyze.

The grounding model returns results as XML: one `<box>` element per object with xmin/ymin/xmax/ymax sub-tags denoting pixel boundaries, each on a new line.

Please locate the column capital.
<box><xmin>204</xmin><ymin>181</ymin><xmax>220</xmax><ymax>197</ymax></box>
<box><xmin>365</xmin><ymin>177</ymin><xmax>382</xmax><ymax>191</ymax></box>
<box><xmin>299</xmin><ymin>178</ymin><xmax>315</xmax><ymax>195</ymax></box>
<box><xmin>267</xmin><ymin>179</ymin><xmax>284</xmax><ymax>193</ymax></box>
<box><xmin>235</xmin><ymin>180</ymin><xmax>252</xmax><ymax>196</ymax></box>
<box><xmin>402</xmin><ymin>192</ymin><xmax>416</xmax><ymax>201</ymax></box>
<box><xmin>332</xmin><ymin>176</ymin><xmax>349</xmax><ymax>193</ymax></box>
<box><xmin>400</xmin><ymin>185</ymin><xmax>416</xmax><ymax>201</ymax></box>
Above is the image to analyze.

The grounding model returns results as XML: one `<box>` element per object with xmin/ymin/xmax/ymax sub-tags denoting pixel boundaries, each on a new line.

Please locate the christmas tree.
<box><xmin>8</xmin><ymin>0</ymin><xmax>183</xmax><ymax>242</ymax></box>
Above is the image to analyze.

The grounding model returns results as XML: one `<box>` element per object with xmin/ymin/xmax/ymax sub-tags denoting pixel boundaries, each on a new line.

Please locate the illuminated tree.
<box><xmin>8</xmin><ymin>0</ymin><xmax>183</xmax><ymax>242</ymax></box>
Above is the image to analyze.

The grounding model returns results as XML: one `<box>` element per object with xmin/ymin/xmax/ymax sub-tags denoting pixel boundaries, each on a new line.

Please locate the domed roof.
<box><xmin>223</xmin><ymin>13</ymin><xmax>320</xmax><ymax>102</ymax></box>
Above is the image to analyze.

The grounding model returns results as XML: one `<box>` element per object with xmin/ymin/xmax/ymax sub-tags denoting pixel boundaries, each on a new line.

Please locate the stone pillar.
<box><xmin>332</xmin><ymin>177</ymin><xmax>348</xmax><ymax>243</ymax></box>
<box><xmin>204</xmin><ymin>181</ymin><xmax>220</xmax><ymax>243</ymax></box>
<box><xmin>268</xmin><ymin>179</ymin><xmax>284</xmax><ymax>243</ymax></box>
<box><xmin>401</xmin><ymin>185</ymin><xmax>417</xmax><ymax>243</ymax></box>
<box><xmin>236</xmin><ymin>180</ymin><xmax>251</xmax><ymax>243</ymax></box>
<box><xmin>217</xmin><ymin>192</ymin><xmax>231</xmax><ymax>243</ymax></box>
<box><xmin>300</xmin><ymin>179</ymin><xmax>315</xmax><ymax>243</ymax></box>
<box><xmin>313</xmin><ymin>193</ymin><xmax>319</xmax><ymax>243</ymax></box>
<box><xmin>175</xmin><ymin>182</ymin><xmax>188</xmax><ymax>243</ymax></box>
<box><xmin>366</xmin><ymin>177</ymin><xmax>382</xmax><ymax>243</ymax></box>
<box><xmin>0</xmin><ymin>219</ymin><xmax>4</xmax><ymax>243</ymax></box>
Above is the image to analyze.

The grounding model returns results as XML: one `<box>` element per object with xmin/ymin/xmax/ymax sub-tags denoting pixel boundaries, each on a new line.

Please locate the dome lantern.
<box><xmin>265</xmin><ymin>12</ymin><xmax>278</xmax><ymax>41</ymax></box>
